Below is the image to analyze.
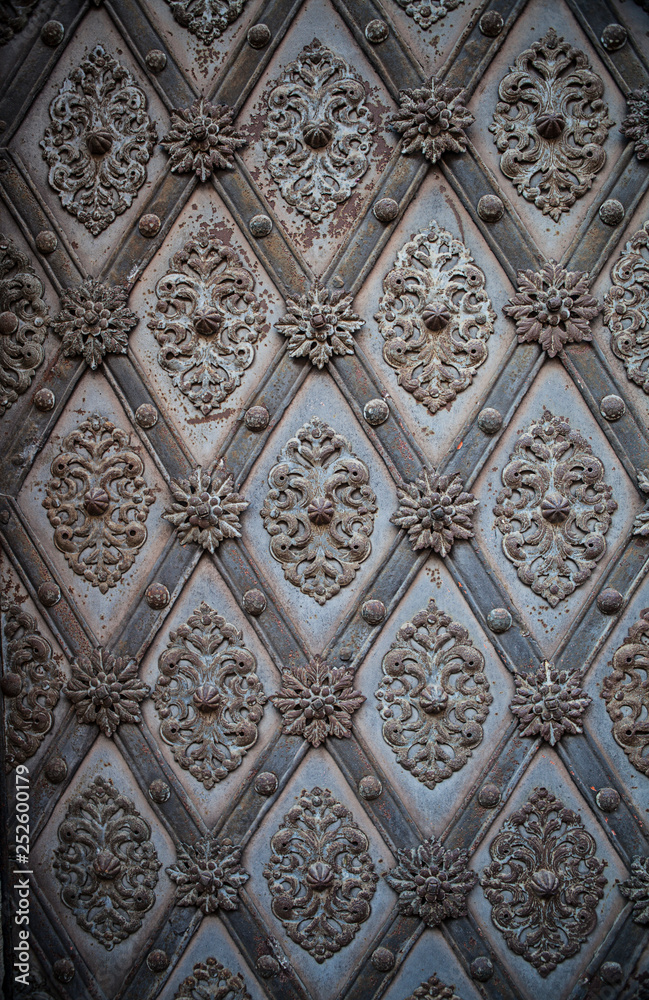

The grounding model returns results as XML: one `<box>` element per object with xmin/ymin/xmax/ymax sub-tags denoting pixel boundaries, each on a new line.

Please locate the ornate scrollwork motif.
<box><xmin>505</xmin><ymin>262</ymin><xmax>600</xmax><ymax>358</ymax></box>
<box><xmin>481</xmin><ymin>787</ymin><xmax>607</xmax><ymax>977</ymax></box>
<box><xmin>0</xmin><ymin>235</ymin><xmax>48</xmax><ymax>416</ymax></box>
<box><xmin>149</xmin><ymin>231</ymin><xmax>265</xmax><ymax>415</ymax></box>
<box><xmin>385</xmin><ymin>836</ymin><xmax>477</xmax><ymax>926</ymax></box>
<box><xmin>490</xmin><ymin>28</ymin><xmax>613</xmax><ymax>220</ymax></box>
<box><xmin>153</xmin><ymin>602</ymin><xmax>266</xmax><ymax>789</ymax></box>
<box><xmin>2</xmin><ymin>602</ymin><xmax>63</xmax><ymax>769</ymax></box>
<box><xmin>394</xmin><ymin>0</ymin><xmax>463</xmax><ymax>28</ymax></box>
<box><xmin>392</xmin><ymin>468</ymin><xmax>477</xmax><ymax>555</ymax></box>
<box><xmin>50</xmin><ymin>278</ymin><xmax>138</xmax><ymax>370</ymax></box>
<box><xmin>635</xmin><ymin>469</ymin><xmax>649</xmax><ymax>536</ymax></box>
<box><xmin>376</xmin><ymin>598</ymin><xmax>491</xmax><ymax>788</ymax></box>
<box><xmin>261</xmin><ymin>39</ymin><xmax>376</xmax><ymax>223</ymax></box>
<box><xmin>42</xmin><ymin>414</ymin><xmax>155</xmax><ymax>593</ymax></box>
<box><xmin>493</xmin><ymin>411</ymin><xmax>617</xmax><ymax>606</ymax></box>
<box><xmin>621</xmin><ymin>89</ymin><xmax>649</xmax><ymax>161</ymax></box>
<box><xmin>276</xmin><ymin>281</ymin><xmax>364</xmax><ymax>369</ymax></box>
<box><xmin>164</xmin><ymin>0</ymin><xmax>247</xmax><ymax>43</ymax></box>
<box><xmin>163</xmin><ymin>465</ymin><xmax>248</xmax><ymax>552</ymax></box>
<box><xmin>161</xmin><ymin>98</ymin><xmax>246</xmax><ymax>181</ymax></box>
<box><xmin>620</xmin><ymin>856</ymin><xmax>649</xmax><ymax>924</ymax></box>
<box><xmin>510</xmin><ymin>660</ymin><xmax>591</xmax><ymax>745</ymax></box>
<box><xmin>261</xmin><ymin>417</ymin><xmax>377</xmax><ymax>604</ymax></box>
<box><xmin>602</xmin><ymin>609</ymin><xmax>649</xmax><ymax>776</ymax></box>
<box><xmin>376</xmin><ymin>223</ymin><xmax>495</xmax><ymax>413</ymax></box>
<box><xmin>166</xmin><ymin>836</ymin><xmax>249</xmax><ymax>912</ymax></box>
<box><xmin>271</xmin><ymin>655</ymin><xmax>364</xmax><ymax>747</ymax></box>
<box><xmin>391</xmin><ymin>80</ymin><xmax>474</xmax><ymax>164</ymax></box>
<box><xmin>53</xmin><ymin>775</ymin><xmax>161</xmax><ymax>949</ymax></box>
<box><xmin>65</xmin><ymin>647</ymin><xmax>149</xmax><ymax>738</ymax></box>
<box><xmin>264</xmin><ymin>786</ymin><xmax>378</xmax><ymax>962</ymax></box>
<box><xmin>603</xmin><ymin>222</ymin><xmax>649</xmax><ymax>393</ymax></box>
<box><xmin>404</xmin><ymin>975</ymin><xmax>461</xmax><ymax>1000</ymax></box>
<box><xmin>174</xmin><ymin>958</ymin><xmax>250</xmax><ymax>1000</ymax></box>
<box><xmin>40</xmin><ymin>45</ymin><xmax>157</xmax><ymax>236</ymax></box>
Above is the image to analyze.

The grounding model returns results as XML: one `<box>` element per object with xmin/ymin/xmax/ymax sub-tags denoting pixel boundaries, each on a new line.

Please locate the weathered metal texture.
<box><xmin>2</xmin><ymin>0</ymin><xmax>649</xmax><ymax>999</ymax></box>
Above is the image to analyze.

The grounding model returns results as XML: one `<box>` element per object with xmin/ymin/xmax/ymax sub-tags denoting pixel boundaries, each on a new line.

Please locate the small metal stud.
<box><xmin>34</xmin><ymin>387</ymin><xmax>56</xmax><ymax>411</ymax></box>
<box><xmin>358</xmin><ymin>775</ymin><xmax>382</xmax><ymax>799</ymax></box>
<box><xmin>479</xmin><ymin>11</ymin><xmax>503</xmax><ymax>35</ymax></box>
<box><xmin>470</xmin><ymin>956</ymin><xmax>494</xmax><ymax>981</ymax></box>
<box><xmin>139</xmin><ymin>214</ymin><xmax>161</xmax><ymax>237</ymax></box>
<box><xmin>597</xmin><ymin>588</ymin><xmax>623</xmax><ymax>615</ymax></box>
<box><xmin>600</xmin><ymin>394</ymin><xmax>625</xmax><ymax>421</ymax></box>
<box><xmin>45</xmin><ymin>756</ymin><xmax>68</xmax><ymax>783</ymax></box>
<box><xmin>147</xmin><ymin>950</ymin><xmax>169</xmax><ymax>973</ymax></box>
<box><xmin>247</xmin><ymin>24</ymin><xmax>271</xmax><ymax>48</ymax></box>
<box><xmin>245</xmin><ymin>405</ymin><xmax>270</xmax><ymax>430</ymax></box>
<box><xmin>249</xmin><ymin>214</ymin><xmax>273</xmax><ymax>237</ymax></box>
<box><xmin>148</xmin><ymin>779</ymin><xmax>170</xmax><ymax>804</ymax></box>
<box><xmin>601</xmin><ymin>24</ymin><xmax>627</xmax><ymax>51</ymax></box>
<box><xmin>596</xmin><ymin>787</ymin><xmax>620</xmax><ymax>812</ymax></box>
<box><xmin>365</xmin><ymin>19</ymin><xmax>389</xmax><ymax>43</ymax></box>
<box><xmin>487</xmin><ymin>608</ymin><xmax>512</xmax><ymax>633</ymax></box>
<box><xmin>373</xmin><ymin>198</ymin><xmax>399</xmax><ymax>223</ymax></box>
<box><xmin>145</xmin><ymin>583</ymin><xmax>169</xmax><ymax>610</ymax></box>
<box><xmin>362</xmin><ymin>600</ymin><xmax>386</xmax><ymax>625</ymax></box>
<box><xmin>243</xmin><ymin>588</ymin><xmax>266</xmax><ymax>616</ymax></box>
<box><xmin>255</xmin><ymin>771</ymin><xmax>278</xmax><ymax>796</ymax></box>
<box><xmin>145</xmin><ymin>49</ymin><xmax>167</xmax><ymax>73</ymax></box>
<box><xmin>364</xmin><ymin>398</ymin><xmax>389</xmax><ymax>426</ymax></box>
<box><xmin>478</xmin><ymin>407</ymin><xmax>502</xmax><ymax>434</ymax></box>
<box><xmin>41</xmin><ymin>20</ymin><xmax>64</xmax><ymax>46</ymax></box>
<box><xmin>478</xmin><ymin>782</ymin><xmax>501</xmax><ymax>808</ymax></box>
<box><xmin>477</xmin><ymin>194</ymin><xmax>504</xmax><ymax>222</ymax></box>
<box><xmin>599</xmin><ymin>200</ymin><xmax>624</xmax><ymax>226</ymax></box>
<box><xmin>38</xmin><ymin>581</ymin><xmax>61</xmax><ymax>607</ymax></box>
<box><xmin>35</xmin><ymin>230</ymin><xmax>58</xmax><ymax>254</ymax></box>
<box><xmin>371</xmin><ymin>947</ymin><xmax>395</xmax><ymax>971</ymax></box>
<box><xmin>135</xmin><ymin>403</ymin><xmax>158</xmax><ymax>429</ymax></box>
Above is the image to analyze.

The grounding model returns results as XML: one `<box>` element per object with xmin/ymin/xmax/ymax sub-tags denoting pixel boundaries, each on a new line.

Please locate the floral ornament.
<box><xmin>0</xmin><ymin>0</ymin><xmax>40</xmax><ymax>45</ymax></box>
<box><xmin>510</xmin><ymin>660</ymin><xmax>591</xmax><ymax>745</ymax></box>
<box><xmin>0</xmin><ymin>234</ymin><xmax>49</xmax><ymax>416</ymax></box>
<box><xmin>391</xmin><ymin>468</ymin><xmax>478</xmax><ymax>555</ymax></box>
<box><xmin>40</xmin><ymin>45</ymin><xmax>157</xmax><ymax>236</ymax></box>
<box><xmin>504</xmin><ymin>261</ymin><xmax>600</xmax><ymax>357</ymax></box>
<box><xmin>50</xmin><ymin>278</ymin><xmax>138</xmax><ymax>369</ymax></box>
<box><xmin>161</xmin><ymin>98</ymin><xmax>246</xmax><ymax>181</ymax></box>
<box><xmin>164</xmin><ymin>0</ymin><xmax>247</xmax><ymax>44</ymax></box>
<box><xmin>394</xmin><ymin>0</ymin><xmax>464</xmax><ymax>29</ymax></box>
<box><xmin>384</xmin><ymin>836</ymin><xmax>477</xmax><ymax>926</ymax></box>
<box><xmin>602</xmin><ymin>609</ymin><xmax>649</xmax><ymax>776</ymax></box>
<box><xmin>634</xmin><ymin>469</ymin><xmax>649</xmax><ymax>536</ymax></box>
<box><xmin>404</xmin><ymin>975</ymin><xmax>461</xmax><ymax>1000</ymax></box>
<box><xmin>603</xmin><ymin>221</ymin><xmax>649</xmax><ymax>393</ymax></box>
<box><xmin>163</xmin><ymin>465</ymin><xmax>248</xmax><ymax>553</ymax></box>
<box><xmin>64</xmin><ymin>647</ymin><xmax>149</xmax><ymax>738</ymax></box>
<box><xmin>276</xmin><ymin>281</ymin><xmax>364</xmax><ymax>369</ymax></box>
<box><xmin>174</xmin><ymin>959</ymin><xmax>251</xmax><ymax>1000</ymax></box>
<box><xmin>621</xmin><ymin>89</ymin><xmax>649</xmax><ymax>161</ymax></box>
<box><xmin>481</xmin><ymin>787</ymin><xmax>607</xmax><ymax>977</ymax></box>
<box><xmin>166</xmin><ymin>836</ymin><xmax>249</xmax><ymax>913</ymax></box>
<box><xmin>620</xmin><ymin>857</ymin><xmax>649</xmax><ymax>924</ymax></box>
<box><xmin>391</xmin><ymin>79</ymin><xmax>474</xmax><ymax>164</ymax></box>
<box><xmin>271</xmin><ymin>655</ymin><xmax>365</xmax><ymax>747</ymax></box>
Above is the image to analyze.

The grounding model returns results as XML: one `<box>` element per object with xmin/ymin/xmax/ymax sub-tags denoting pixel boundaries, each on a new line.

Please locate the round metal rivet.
<box><xmin>1</xmin><ymin>672</ymin><xmax>22</xmax><ymax>697</ymax></box>
<box><xmin>135</xmin><ymin>403</ymin><xmax>158</xmax><ymax>429</ymax></box>
<box><xmin>364</xmin><ymin>397</ymin><xmax>389</xmax><ymax>426</ymax></box>
<box><xmin>245</xmin><ymin>405</ymin><xmax>270</xmax><ymax>430</ymax></box>
<box><xmin>255</xmin><ymin>771</ymin><xmax>278</xmax><ymax>796</ymax></box>
<box><xmin>362</xmin><ymin>600</ymin><xmax>386</xmax><ymax>625</ymax></box>
<box><xmin>371</xmin><ymin>947</ymin><xmax>395</xmax><ymax>971</ymax></box>
<box><xmin>477</xmin><ymin>194</ymin><xmax>504</xmax><ymax>223</ymax></box>
<box><xmin>358</xmin><ymin>775</ymin><xmax>382</xmax><ymax>800</ymax></box>
<box><xmin>373</xmin><ymin>197</ymin><xmax>399</xmax><ymax>223</ymax></box>
<box><xmin>148</xmin><ymin>779</ymin><xmax>170</xmax><ymax>804</ymax></box>
<box><xmin>247</xmin><ymin>23</ymin><xmax>271</xmax><ymax>48</ymax></box>
<box><xmin>147</xmin><ymin>949</ymin><xmax>169</xmax><ymax>973</ymax></box>
<box><xmin>38</xmin><ymin>581</ymin><xmax>61</xmax><ymax>607</ymax></box>
<box><xmin>145</xmin><ymin>49</ymin><xmax>167</xmax><ymax>73</ymax></box>
<box><xmin>597</xmin><ymin>588</ymin><xmax>623</xmax><ymax>615</ymax></box>
<box><xmin>479</xmin><ymin>11</ymin><xmax>503</xmax><ymax>36</ymax></box>
<box><xmin>0</xmin><ymin>510</ymin><xmax>10</xmax><ymax>525</ymax></box>
<box><xmin>365</xmin><ymin>18</ymin><xmax>389</xmax><ymax>43</ymax></box>
<box><xmin>601</xmin><ymin>23</ymin><xmax>627</xmax><ymax>51</ymax></box>
<box><xmin>478</xmin><ymin>782</ymin><xmax>501</xmax><ymax>808</ymax></box>
<box><xmin>0</xmin><ymin>311</ymin><xmax>18</xmax><ymax>336</ymax></box>
<box><xmin>35</xmin><ymin>230</ymin><xmax>58</xmax><ymax>254</ymax></box>
<box><xmin>41</xmin><ymin>20</ymin><xmax>64</xmax><ymax>46</ymax></box>
<box><xmin>470</xmin><ymin>956</ymin><xmax>494</xmax><ymax>981</ymax></box>
<box><xmin>600</xmin><ymin>394</ymin><xmax>625</xmax><ymax>421</ymax></box>
<box><xmin>600</xmin><ymin>961</ymin><xmax>623</xmax><ymax>985</ymax></box>
<box><xmin>139</xmin><ymin>213</ymin><xmax>161</xmax><ymax>237</ymax></box>
<box><xmin>146</xmin><ymin>583</ymin><xmax>169</xmax><ymax>610</ymax></box>
<box><xmin>257</xmin><ymin>955</ymin><xmax>280</xmax><ymax>978</ymax></box>
<box><xmin>596</xmin><ymin>787</ymin><xmax>620</xmax><ymax>812</ymax></box>
<box><xmin>45</xmin><ymin>756</ymin><xmax>68</xmax><ymax>783</ymax></box>
<box><xmin>478</xmin><ymin>407</ymin><xmax>502</xmax><ymax>434</ymax></box>
<box><xmin>53</xmin><ymin>959</ymin><xmax>75</xmax><ymax>983</ymax></box>
<box><xmin>34</xmin><ymin>387</ymin><xmax>56</xmax><ymax>411</ymax></box>
<box><xmin>249</xmin><ymin>214</ymin><xmax>273</xmax><ymax>238</ymax></box>
<box><xmin>599</xmin><ymin>199</ymin><xmax>625</xmax><ymax>226</ymax></box>
<box><xmin>243</xmin><ymin>588</ymin><xmax>266</xmax><ymax>616</ymax></box>
<box><xmin>487</xmin><ymin>608</ymin><xmax>512</xmax><ymax>633</ymax></box>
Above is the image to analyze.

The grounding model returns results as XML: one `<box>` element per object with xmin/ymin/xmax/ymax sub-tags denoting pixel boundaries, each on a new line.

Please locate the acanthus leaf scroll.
<box><xmin>0</xmin><ymin>235</ymin><xmax>48</xmax><ymax>416</ymax></box>
<box><xmin>153</xmin><ymin>602</ymin><xmax>266</xmax><ymax>789</ymax></box>
<box><xmin>43</xmin><ymin>414</ymin><xmax>155</xmax><ymax>593</ymax></box>
<box><xmin>40</xmin><ymin>45</ymin><xmax>157</xmax><ymax>236</ymax></box>
<box><xmin>376</xmin><ymin>598</ymin><xmax>491</xmax><ymax>788</ymax></box>
<box><xmin>149</xmin><ymin>231</ymin><xmax>265</xmax><ymax>416</ymax></box>
<box><xmin>376</xmin><ymin>222</ymin><xmax>495</xmax><ymax>414</ymax></box>
<box><xmin>604</xmin><ymin>221</ymin><xmax>649</xmax><ymax>393</ymax></box>
<box><xmin>490</xmin><ymin>28</ymin><xmax>613</xmax><ymax>220</ymax></box>
<box><xmin>602</xmin><ymin>609</ymin><xmax>649</xmax><ymax>776</ymax></box>
<box><xmin>263</xmin><ymin>786</ymin><xmax>378</xmax><ymax>962</ymax></box>
<box><xmin>261</xmin><ymin>39</ymin><xmax>376</xmax><ymax>223</ymax></box>
<box><xmin>493</xmin><ymin>411</ymin><xmax>616</xmax><ymax>606</ymax></box>
<box><xmin>261</xmin><ymin>417</ymin><xmax>377</xmax><ymax>604</ymax></box>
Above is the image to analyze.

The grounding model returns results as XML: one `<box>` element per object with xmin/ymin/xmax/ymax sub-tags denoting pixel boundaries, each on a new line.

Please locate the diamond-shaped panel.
<box><xmin>382</xmin><ymin>924</ymin><xmax>483</xmax><ymax>1000</ymax></box>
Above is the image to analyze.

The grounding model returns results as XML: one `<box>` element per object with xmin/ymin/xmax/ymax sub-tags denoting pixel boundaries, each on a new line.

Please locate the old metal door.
<box><xmin>2</xmin><ymin>1</ymin><xmax>649</xmax><ymax>998</ymax></box>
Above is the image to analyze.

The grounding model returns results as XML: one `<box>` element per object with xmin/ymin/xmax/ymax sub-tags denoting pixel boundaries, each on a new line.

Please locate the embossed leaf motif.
<box><xmin>276</xmin><ymin>281</ymin><xmax>364</xmax><ymax>369</ymax></box>
<box><xmin>165</xmin><ymin>0</ymin><xmax>247</xmax><ymax>43</ymax></box>
<box><xmin>174</xmin><ymin>958</ymin><xmax>251</xmax><ymax>1000</ymax></box>
<box><xmin>166</xmin><ymin>836</ymin><xmax>249</xmax><ymax>913</ymax></box>
<box><xmin>40</xmin><ymin>45</ymin><xmax>157</xmax><ymax>236</ymax></box>
<box><xmin>53</xmin><ymin>775</ymin><xmax>161</xmax><ymax>950</ymax></box>
<box><xmin>620</xmin><ymin>856</ymin><xmax>649</xmax><ymax>924</ymax></box>
<box><xmin>392</xmin><ymin>468</ymin><xmax>478</xmax><ymax>555</ymax></box>
<box><xmin>153</xmin><ymin>602</ymin><xmax>266</xmax><ymax>789</ymax></box>
<box><xmin>50</xmin><ymin>278</ymin><xmax>138</xmax><ymax>369</ymax></box>
<box><xmin>163</xmin><ymin>465</ymin><xmax>248</xmax><ymax>552</ymax></box>
<box><xmin>262</xmin><ymin>39</ymin><xmax>376</xmax><ymax>223</ymax></box>
<box><xmin>602</xmin><ymin>609</ymin><xmax>649</xmax><ymax>776</ymax></box>
<box><xmin>490</xmin><ymin>28</ymin><xmax>613</xmax><ymax>220</ymax></box>
<box><xmin>264</xmin><ymin>786</ymin><xmax>378</xmax><ymax>962</ymax></box>
<box><xmin>481</xmin><ymin>787</ymin><xmax>607</xmax><ymax>977</ymax></box>
<box><xmin>0</xmin><ymin>235</ymin><xmax>48</xmax><ymax>416</ymax></box>
<box><xmin>494</xmin><ymin>411</ymin><xmax>617</xmax><ymax>606</ymax></box>
<box><xmin>634</xmin><ymin>469</ymin><xmax>649</xmax><ymax>536</ymax></box>
<box><xmin>261</xmin><ymin>417</ymin><xmax>377</xmax><ymax>604</ymax></box>
<box><xmin>149</xmin><ymin>231</ymin><xmax>266</xmax><ymax>415</ymax></box>
<box><xmin>404</xmin><ymin>974</ymin><xmax>462</xmax><ymax>1000</ymax></box>
<box><xmin>394</xmin><ymin>0</ymin><xmax>464</xmax><ymax>29</ymax></box>
<box><xmin>271</xmin><ymin>655</ymin><xmax>365</xmax><ymax>747</ymax></box>
<box><xmin>505</xmin><ymin>262</ymin><xmax>600</xmax><ymax>358</ymax></box>
<box><xmin>510</xmin><ymin>660</ymin><xmax>591</xmax><ymax>745</ymax></box>
<box><xmin>0</xmin><ymin>0</ymin><xmax>40</xmax><ymax>44</ymax></box>
<box><xmin>376</xmin><ymin>598</ymin><xmax>491</xmax><ymax>788</ymax></box>
<box><xmin>376</xmin><ymin>222</ymin><xmax>495</xmax><ymax>413</ymax></box>
<box><xmin>2</xmin><ymin>602</ymin><xmax>64</xmax><ymax>769</ymax></box>
<box><xmin>161</xmin><ymin>98</ymin><xmax>246</xmax><ymax>181</ymax></box>
<box><xmin>391</xmin><ymin>80</ymin><xmax>474</xmax><ymax>164</ymax></box>
<box><xmin>385</xmin><ymin>836</ymin><xmax>477</xmax><ymax>926</ymax></box>
<box><xmin>65</xmin><ymin>647</ymin><xmax>149</xmax><ymax>738</ymax></box>
<box><xmin>621</xmin><ymin>89</ymin><xmax>649</xmax><ymax>161</ymax></box>
<box><xmin>603</xmin><ymin>222</ymin><xmax>649</xmax><ymax>393</ymax></box>
<box><xmin>43</xmin><ymin>414</ymin><xmax>155</xmax><ymax>593</ymax></box>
